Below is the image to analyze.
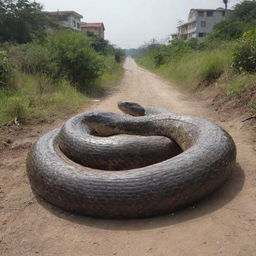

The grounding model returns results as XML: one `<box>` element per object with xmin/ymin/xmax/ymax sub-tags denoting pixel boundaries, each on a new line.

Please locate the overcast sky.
<box><xmin>38</xmin><ymin>0</ymin><xmax>242</xmax><ymax>49</ymax></box>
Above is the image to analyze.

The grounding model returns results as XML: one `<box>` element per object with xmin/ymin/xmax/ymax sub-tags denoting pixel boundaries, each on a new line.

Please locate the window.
<box><xmin>207</xmin><ymin>11</ymin><xmax>213</xmax><ymax>17</ymax></box>
<box><xmin>201</xmin><ymin>21</ymin><xmax>206</xmax><ymax>27</ymax></box>
<box><xmin>198</xmin><ymin>11</ymin><xmax>204</xmax><ymax>17</ymax></box>
<box><xmin>198</xmin><ymin>33</ymin><xmax>205</xmax><ymax>38</ymax></box>
<box><xmin>77</xmin><ymin>22</ymin><xmax>80</xmax><ymax>29</ymax></box>
<box><xmin>73</xmin><ymin>20</ymin><xmax>76</xmax><ymax>27</ymax></box>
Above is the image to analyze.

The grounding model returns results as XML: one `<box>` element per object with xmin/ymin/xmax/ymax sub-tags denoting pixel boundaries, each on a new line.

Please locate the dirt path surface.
<box><xmin>1</xmin><ymin>58</ymin><xmax>256</xmax><ymax>256</ymax></box>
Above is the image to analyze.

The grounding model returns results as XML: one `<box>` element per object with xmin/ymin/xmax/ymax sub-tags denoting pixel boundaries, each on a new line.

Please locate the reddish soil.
<box><xmin>0</xmin><ymin>58</ymin><xmax>256</xmax><ymax>256</ymax></box>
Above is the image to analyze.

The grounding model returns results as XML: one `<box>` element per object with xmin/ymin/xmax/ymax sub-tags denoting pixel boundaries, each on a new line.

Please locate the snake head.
<box><xmin>83</xmin><ymin>111</ymin><xmax>125</xmax><ymax>136</ymax></box>
<box><xmin>118</xmin><ymin>101</ymin><xmax>145</xmax><ymax>116</ymax></box>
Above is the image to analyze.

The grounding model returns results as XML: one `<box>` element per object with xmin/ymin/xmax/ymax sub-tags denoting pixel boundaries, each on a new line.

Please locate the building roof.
<box><xmin>177</xmin><ymin>22</ymin><xmax>190</xmax><ymax>28</ymax></box>
<box><xmin>81</xmin><ymin>22</ymin><xmax>105</xmax><ymax>31</ymax></box>
<box><xmin>190</xmin><ymin>8</ymin><xmax>227</xmax><ymax>12</ymax></box>
<box><xmin>177</xmin><ymin>20</ymin><xmax>196</xmax><ymax>28</ymax></box>
<box><xmin>189</xmin><ymin>8</ymin><xmax>231</xmax><ymax>15</ymax></box>
<box><xmin>175</xmin><ymin>8</ymin><xmax>231</xmax><ymax>28</ymax></box>
<box><xmin>44</xmin><ymin>11</ymin><xmax>83</xmax><ymax>19</ymax></box>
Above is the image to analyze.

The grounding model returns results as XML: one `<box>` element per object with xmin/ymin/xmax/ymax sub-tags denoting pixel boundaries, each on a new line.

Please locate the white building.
<box><xmin>172</xmin><ymin>8</ymin><xmax>229</xmax><ymax>41</ymax></box>
<box><xmin>44</xmin><ymin>11</ymin><xmax>83</xmax><ymax>31</ymax></box>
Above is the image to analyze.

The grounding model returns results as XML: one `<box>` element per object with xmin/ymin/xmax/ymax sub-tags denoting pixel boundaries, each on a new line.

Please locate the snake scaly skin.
<box><xmin>26</xmin><ymin>102</ymin><xmax>236</xmax><ymax>218</ymax></box>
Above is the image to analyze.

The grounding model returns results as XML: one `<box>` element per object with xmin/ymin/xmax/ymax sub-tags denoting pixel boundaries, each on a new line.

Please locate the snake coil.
<box><xmin>26</xmin><ymin>102</ymin><xmax>236</xmax><ymax>218</ymax></box>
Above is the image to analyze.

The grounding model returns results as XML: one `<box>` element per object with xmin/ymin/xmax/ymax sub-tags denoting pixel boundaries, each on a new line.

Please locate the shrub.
<box><xmin>137</xmin><ymin>39</ymin><xmax>200</xmax><ymax>69</ymax></box>
<box><xmin>154</xmin><ymin>52</ymin><xmax>166</xmax><ymax>67</ymax></box>
<box><xmin>207</xmin><ymin>1</ymin><xmax>256</xmax><ymax>42</ymax></box>
<box><xmin>8</xmin><ymin>43</ymin><xmax>56</xmax><ymax>76</ymax></box>
<box><xmin>230</xmin><ymin>0</ymin><xmax>256</xmax><ymax>24</ymax></box>
<box><xmin>137</xmin><ymin>41</ymin><xmax>233</xmax><ymax>88</ymax></box>
<box><xmin>225</xmin><ymin>74</ymin><xmax>253</xmax><ymax>96</ymax></box>
<box><xmin>44</xmin><ymin>31</ymin><xmax>105</xmax><ymax>88</ymax></box>
<box><xmin>0</xmin><ymin>50</ymin><xmax>12</xmax><ymax>88</ymax></box>
<box><xmin>3</xmin><ymin>96</ymin><xmax>29</xmax><ymax>123</ymax></box>
<box><xmin>250</xmin><ymin>101</ymin><xmax>256</xmax><ymax>112</ymax></box>
<box><xmin>8</xmin><ymin>31</ymin><xmax>107</xmax><ymax>89</ymax></box>
<box><xmin>233</xmin><ymin>30</ymin><xmax>256</xmax><ymax>73</ymax></box>
<box><xmin>114</xmin><ymin>48</ymin><xmax>125</xmax><ymax>63</ymax></box>
<box><xmin>186</xmin><ymin>38</ymin><xmax>199</xmax><ymax>49</ymax></box>
<box><xmin>0</xmin><ymin>73</ymin><xmax>86</xmax><ymax>124</ymax></box>
<box><xmin>206</xmin><ymin>20</ymin><xmax>245</xmax><ymax>42</ymax></box>
<box><xmin>0</xmin><ymin>0</ymin><xmax>54</xmax><ymax>44</ymax></box>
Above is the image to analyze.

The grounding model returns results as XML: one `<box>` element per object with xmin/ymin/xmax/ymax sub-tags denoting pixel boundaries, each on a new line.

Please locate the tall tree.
<box><xmin>223</xmin><ymin>0</ymin><xmax>228</xmax><ymax>8</ymax></box>
<box><xmin>0</xmin><ymin>0</ymin><xmax>53</xmax><ymax>43</ymax></box>
<box><xmin>223</xmin><ymin>0</ymin><xmax>228</xmax><ymax>18</ymax></box>
<box><xmin>230</xmin><ymin>0</ymin><xmax>256</xmax><ymax>23</ymax></box>
<box><xmin>207</xmin><ymin>0</ymin><xmax>256</xmax><ymax>41</ymax></box>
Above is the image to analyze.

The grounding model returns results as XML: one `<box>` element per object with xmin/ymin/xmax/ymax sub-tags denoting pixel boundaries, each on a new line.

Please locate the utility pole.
<box><xmin>223</xmin><ymin>0</ymin><xmax>228</xmax><ymax>19</ymax></box>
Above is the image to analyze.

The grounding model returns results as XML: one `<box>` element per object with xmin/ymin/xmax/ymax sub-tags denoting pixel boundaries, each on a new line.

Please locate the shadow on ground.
<box><xmin>35</xmin><ymin>163</ymin><xmax>244</xmax><ymax>231</ymax></box>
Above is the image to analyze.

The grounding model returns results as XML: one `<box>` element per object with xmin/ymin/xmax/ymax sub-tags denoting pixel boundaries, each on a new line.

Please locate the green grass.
<box><xmin>136</xmin><ymin>41</ymin><xmax>256</xmax><ymax>112</ymax></box>
<box><xmin>136</xmin><ymin>52</ymin><xmax>157</xmax><ymax>72</ymax></box>
<box><xmin>225</xmin><ymin>74</ymin><xmax>255</xmax><ymax>96</ymax></box>
<box><xmin>250</xmin><ymin>101</ymin><xmax>256</xmax><ymax>112</ymax></box>
<box><xmin>0</xmin><ymin>72</ymin><xmax>86</xmax><ymax>124</ymax></box>
<box><xmin>85</xmin><ymin>56</ymin><xmax>124</xmax><ymax>96</ymax></box>
<box><xmin>0</xmin><ymin>59</ymin><xmax>124</xmax><ymax>125</ymax></box>
<box><xmin>137</xmin><ymin>42</ymin><xmax>235</xmax><ymax>88</ymax></box>
<box><xmin>154</xmin><ymin>46</ymin><xmax>233</xmax><ymax>89</ymax></box>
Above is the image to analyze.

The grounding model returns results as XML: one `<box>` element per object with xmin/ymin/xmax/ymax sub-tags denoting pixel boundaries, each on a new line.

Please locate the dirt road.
<box><xmin>1</xmin><ymin>58</ymin><xmax>256</xmax><ymax>256</ymax></box>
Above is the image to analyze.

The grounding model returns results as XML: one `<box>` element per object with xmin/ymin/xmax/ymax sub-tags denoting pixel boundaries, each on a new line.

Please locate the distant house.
<box><xmin>81</xmin><ymin>22</ymin><xmax>105</xmax><ymax>39</ymax></box>
<box><xmin>171</xmin><ymin>8</ymin><xmax>229</xmax><ymax>41</ymax></box>
<box><xmin>44</xmin><ymin>11</ymin><xmax>83</xmax><ymax>31</ymax></box>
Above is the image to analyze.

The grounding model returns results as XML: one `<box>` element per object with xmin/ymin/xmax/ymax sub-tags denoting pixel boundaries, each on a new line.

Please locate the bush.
<box><xmin>225</xmin><ymin>74</ymin><xmax>253</xmax><ymax>96</ymax></box>
<box><xmin>206</xmin><ymin>20</ymin><xmax>245</xmax><ymax>42</ymax></box>
<box><xmin>8</xmin><ymin>31</ymin><xmax>107</xmax><ymax>89</ymax></box>
<box><xmin>0</xmin><ymin>72</ymin><xmax>86</xmax><ymax>124</ymax></box>
<box><xmin>0</xmin><ymin>50</ymin><xmax>12</xmax><ymax>87</ymax></box>
<box><xmin>230</xmin><ymin>0</ymin><xmax>256</xmax><ymax>24</ymax></box>
<box><xmin>250</xmin><ymin>101</ymin><xmax>256</xmax><ymax>112</ymax></box>
<box><xmin>0</xmin><ymin>0</ymin><xmax>55</xmax><ymax>44</ymax></box>
<box><xmin>233</xmin><ymin>30</ymin><xmax>256</xmax><ymax>73</ymax></box>
<box><xmin>154</xmin><ymin>52</ymin><xmax>166</xmax><ymax>67</ymax></box>
<box><xmin>8</xmin><ymin>43</ymin><xmax>56</xmax><ymax>76</ymax></box>
<box><xmin>114</xmin><ymin>48</ymin><xmax>125</xmax><ymax>63</ymax></box>
<box><xmin>207</xmin><ymin>1</ymin><xmax>256</xmax><ymax>42</ymax></box>
<box><xmin>137</xmin><ymin>39</ymin><xmax>200</xmax><ymax>69</ymax></box>
<box><xmin>3</xmin><ymin>96</ymin><xmax>29</xmax><ymax>123</ymax></box>
<box><xmin>43</xmin><ymin>31</ymin><xmax>105</xmax><ymax>88</ymax></box>
<box><xmin>137</xmin><ymin>41</ymin><xmax>233</xmax><ymax>88</ymax></box>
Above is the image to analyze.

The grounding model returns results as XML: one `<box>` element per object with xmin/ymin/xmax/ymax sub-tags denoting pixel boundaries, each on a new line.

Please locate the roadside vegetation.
<box><xmin>0</xmin><ymin>0</ymin><xmax>125</xmax><ymax>124</ymax></box>
<box><xmin>136</xmin><ymin>0</ymin><xmax>256</xmax><ymax>114</ymax></box>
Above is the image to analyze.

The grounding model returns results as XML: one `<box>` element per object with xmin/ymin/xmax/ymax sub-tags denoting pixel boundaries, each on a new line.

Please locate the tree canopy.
<box><xmin>0</xmin><ymin>0</ymin><xmax>53</xmax><ymax>43</ymax></box>
<box><xmin>208</xmin><ymin>0</ymin><xmax>256</xmax><ymax>41</ymax></box>
<box><xmin>230</xmin><ymin>0</ymin><xmax>256</xmax><ymax>23</ymax></box>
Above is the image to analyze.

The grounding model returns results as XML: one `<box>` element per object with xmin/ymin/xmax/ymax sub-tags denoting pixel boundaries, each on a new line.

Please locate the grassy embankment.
<box><xmin>0</xmin><ymin>32</ymin><xmax>124</xmax><ymax>125</ymax></box>
<box><xmin>0</xmin><ymin>57</ymin><xmax>124</xmax><ymax>125</ymax></box>
<box><xmin>0</xmin><ymin>65</ymin><xmax>124</xmax><ymax>124</ymax></box>
<box><xmin>136</xmin><ymin>41</ymin><xmax>256</xmax><ymax>115</ymax></box>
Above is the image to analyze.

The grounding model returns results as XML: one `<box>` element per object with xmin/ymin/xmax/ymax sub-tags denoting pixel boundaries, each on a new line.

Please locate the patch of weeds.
<box><xmin>226</xmin><ymin>74</ymin><xmax>254</xmax><ymax>96</ymax></box>
<box><xmin>250</xmin><ymin>101</ymin><xmax>256</xmax><ymax>112</ymax></box>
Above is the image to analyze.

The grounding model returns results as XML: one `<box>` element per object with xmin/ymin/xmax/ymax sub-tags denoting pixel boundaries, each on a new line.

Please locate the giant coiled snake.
<box><xmin>26</xmin><ymin>102</ymin><xmax>236</xmax><ymax>218</ymax></box>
